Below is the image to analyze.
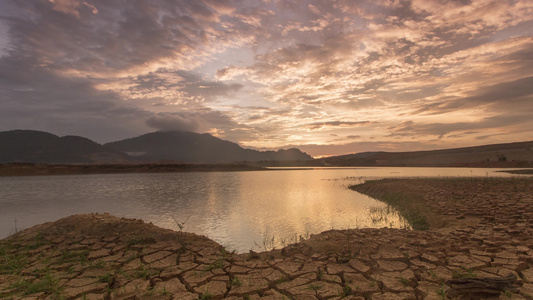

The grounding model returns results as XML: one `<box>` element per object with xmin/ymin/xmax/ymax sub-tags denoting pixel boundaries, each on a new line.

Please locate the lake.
<box><xmin>0</xmin><ymin>167</ymin><xmax>523</xmax><ymax>252</ymax></box>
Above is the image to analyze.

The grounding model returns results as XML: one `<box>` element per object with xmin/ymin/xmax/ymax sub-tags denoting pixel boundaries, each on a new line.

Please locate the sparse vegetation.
<box><xmin>351</xmin><ymin>182</ymin><xmax>429</xmax><ymax>230</ymax></box>
<box><xmin>128</xmin><ymin>237</ymin><xmax>156</xmax><ymax>246</ymax></box>
<box><xmin>452</xmin><ymin>268</ymin><xmax>477</xmax><ymax>279</ymax></box>
<box><xmin>9</xmin><ymin>271</ymin><xmax>63</xmax><ymax>297</ymax></box>
<box><xmin>231</xmin><ymin>276</ymin><xmax>242</xmax><ymax>287</ymax></box>
<box><xmin>340</xmin><ymin>283</ymin><xmax>352</xmax><ymax>297</ymax></box>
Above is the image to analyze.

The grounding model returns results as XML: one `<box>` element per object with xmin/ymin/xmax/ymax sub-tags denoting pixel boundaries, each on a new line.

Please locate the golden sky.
<box><xmin>1</xmin><ymin>0</ymin><xmax>533</xmax><ymax>157</ymax></box>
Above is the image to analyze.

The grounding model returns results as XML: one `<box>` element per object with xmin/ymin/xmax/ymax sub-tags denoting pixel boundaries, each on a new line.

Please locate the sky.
<box><xmin>1</xmin><ymin>0</ymin><xmax>532</xmax><ymax>158</ymax></box>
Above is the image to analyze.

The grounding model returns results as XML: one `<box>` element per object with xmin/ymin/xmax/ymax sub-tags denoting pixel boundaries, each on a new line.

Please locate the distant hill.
<box><xmin>2</xmin><ymin>129</ymin><xmax>532</xmax><ymax>167</ymax></box>
<box><xmin>105</xmin><ymin>131</ymin><xmax>314</xmax><ymax>163</ymax></box>
<box><xmin>318</xmin><ymin>141</ymin><xmax>533</xmax><ymax>167</ymax></box>
<box><xmin>0</xmin><ymin>130</ymin><xmax>131</xmax><ymax>164</ymax></box>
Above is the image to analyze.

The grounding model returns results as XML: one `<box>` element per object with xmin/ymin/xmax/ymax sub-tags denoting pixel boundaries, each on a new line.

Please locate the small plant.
<box><xmin>231</xmin><ymin>276</ymin><xmax>242</xmax><ymax>287</ymax></box>
<box><xmin>143</xmin><ymin>287</ymin><xmax>155</xmax><ymax>296</ymax></box>
<box><xmin>9</xmin><ymin>271</ymin><xmax>63</xmax><ymax>297</ymax></box>
<box><xmin>199</xmin><ymin>291</ymin><xmax>213</xmax><ymax>300</ymax></box>
<box><xmin>437</xmin><ymin>284</ymin><xmax>447</xmax><ymax>299</ymax></box>
<box><xmin>403</xmin><ymin>251</ymin><xmax>410</xmax><ymax>262</ymax></box>
<box><xmin>98</xmin><ymin>272</ymin><xmax>113</xmax><ymax>284</ymax></box>
<box><xmin>340</xmin><ymin>283</ymin><xmax>352</xmax><ymax>297</ymax></box>
<box><xmin>204</xmin><ymin>257</ymin><xmax>225</xmax><ymax>271</ymax></box>
<box><xmin>92</xmin><ymin>259</ymin><xmax>106</xmax><ymax>269</ymax></box>
<box><xmin>452</xmin><ymin>268</ymin><xmax>477</xmax><ymax>279</ymax></box>
<box><xmin>255</xmin><ymin>230</ymin><xmax>276</xmax><ymax>251</ymax></box>
<box><xmin>503</xmin><ymin>288</ymin><xmax>513</xmax><ymax>298</ymax></box>
<box><xmin>25</xmin><ymin>232</ymin><xmax>49</xmax><ymax>250</ymax></box>
<box><xmin>170</xmin><ymin>215</ymin><xmax>190</xmax><ymax>253</ymax></box>
<box><xmin>0</xmin><ymin>247</ymin><xmax>28</xmax><ymax>275</ymax></box>
<box><xmin>306</xmin><ymin>283</ymin><xmax>322</xmax><ymax>292</ymax></box>
<box><xmin>399</xmin><ymin>277</ymin><xmax>410</xmax><ymax>286</ymax></box>
<box><xmin>275</xmin><ymin>275</ymin><xmax>288</xmax><ymax>284</ymax></box>
<box><xmin>369</xmin><ymin>278</ymin><xmax>377</xmax><ymax>287</ymax></box>
<box><xmin>159</xmin><ymin>286</ymin><xmax>171</xmax><ymax>296</ymax></box>
<box><xmin>317</xmin><ymin>268</ymin><xmax>324</xmax><ymax>281</ymax></box>
<box><xmin>128</xmin><ymin>237</ymin><xmax>156</xmax><ymax>246</ymax></box>
<box><xmin>135</xmin><ymin>265</ymin><xmax>158</xmax><ymax>279</ymax></box>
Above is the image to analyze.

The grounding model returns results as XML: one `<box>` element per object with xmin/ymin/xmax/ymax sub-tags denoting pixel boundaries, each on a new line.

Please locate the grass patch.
<box><xmin>9</xmin><ymin>271</ymin><xmax>63</xmax><ymax>297</ymax></box>
<box><xmin>0</xmin><ymin>245</ymin><xmax>29</xmax><ymax>275</ymax></box>
<box><xmin>56</xmin><ymin>250</ymin><xmax>89</xmax><ymax>265</ymax></box>
<box><xmin>231</xmin><ymin>276</ymin><xmax>242</xmax><ymax>287</ymax></box>
<box><xmin>452</xmin><ymin>268</ymin><xmax>477</xmax><ymax>279</ymax></box>
<box><xmin>204</xmin><ymin>257</ymin><xmax>226</xmax><ymax>271</ymax></box>
<box><xmin>350</xmin><ymin>180</ymin><xmax>430</xmax><ymax>230</ymax></box>
<box><xmin>135</xmin><ymin>265</ymin><xmax>159</xmax><ymax>280</ymax></box>
<box><xmin>128</xmin><ymin>237</ymin><xmax>156</xmax><ymax>246</ymax></box>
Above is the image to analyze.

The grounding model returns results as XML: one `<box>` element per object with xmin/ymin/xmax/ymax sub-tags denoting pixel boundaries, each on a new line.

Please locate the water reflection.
<box><xmin>0</xmin><ymin>167</ymin><xmax>524</xmax><ymax>252</ymax></box>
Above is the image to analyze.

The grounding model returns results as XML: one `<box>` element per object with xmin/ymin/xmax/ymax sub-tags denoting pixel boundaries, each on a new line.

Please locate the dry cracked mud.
<box><xmin>1</xmin><ymin>177</ymin><xmax>533</xmax><ymax>299</ymax></box>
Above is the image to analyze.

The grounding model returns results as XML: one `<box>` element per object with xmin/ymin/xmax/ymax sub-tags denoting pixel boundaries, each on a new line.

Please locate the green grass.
<box><xmin>56</xmin><ymin>250</ymin><xmax>89</xmax><ymax>265</ymax></box>
<box><xmin>0</xmin><ymin>245</ymin><xmax>29</xmax><ymax>275</ymax></box>
<box><xmin>340</xmin><ymin>284</ymin><xmax>352</xmax><ymax>297</ymax></box>
<box><xmin>98</xmin><ymin>272</ymin><xmax>114</xmax><ymax>284</ymax></box>
<box><xmin>128</xmin><ymin>237</ymin><xmax>156</xmax><ymax>246</ymax></box>
<box><xmin>399</xmin><ymin>277</ymin><xmax>411</xmax><ymax>286</ymax></box>
<box><xmin>350</xmin><ymin>181</ymin><xmax>430</xmax><ymax>230</ymax></box>
<box><xmin>9</xmin><ymin>271</ymin><xmax>63</xmax><ymax>297</ymax></box>
<box><xmin>204</xmin><ymin>257</ymin><xmax>226</xmax><ymax>271</ymax></box>
<box><xmin>306</xmin><ymin>283</ymin><xmax>322</xmax><ymax>292</ymax></box>
<box><xmin>452</xmin><ymin>268</ymin><xmax>477</xmax><ymax>279</ymax></box>
<box><xmin>231</xmin><ymin>276</ymin><xmax>242</xmax><ymax>287</ymax></box>
<box><xmin>135</xmin><ymin>265</ymin><xmax>159</xmax><ymax>280</ymax></box>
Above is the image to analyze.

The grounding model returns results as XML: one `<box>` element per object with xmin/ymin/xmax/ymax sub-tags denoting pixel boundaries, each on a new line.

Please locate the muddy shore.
<box><xmin>1</xmin><ymin>177</ymin><xmax>533</xmax><ymax>299</ymax></box>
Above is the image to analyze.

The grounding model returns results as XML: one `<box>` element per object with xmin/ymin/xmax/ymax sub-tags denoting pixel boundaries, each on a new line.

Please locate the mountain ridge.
<box><xmin>1</xmin><ymin>129</ymin><xmax>532</xmax><ymax>167</ymax></box>
<box><xmin>0</xmin><ymin>130</ymin><xmax>130</xmax><ymax>164</ymax></box>
<box><xmin>318</xmin><ymin>140</ymin><xmax>533</xmax><ymax>167</ymax></box>
<box><xmin>0</xmin><ymin>130</ymin><xmax>313</xmax><ymax>164</ymax></box>
<box><xmin>105</xmin><ymin>130</ymin><xmax>314</xmax><ymax>163</ymax></box>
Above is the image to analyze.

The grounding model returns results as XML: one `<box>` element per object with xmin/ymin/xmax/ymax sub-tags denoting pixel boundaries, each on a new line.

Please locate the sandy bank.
<box><xmin>1</xmin><ymin>177</ymin><xmax>533</xmax><ymax>299</ymax></box>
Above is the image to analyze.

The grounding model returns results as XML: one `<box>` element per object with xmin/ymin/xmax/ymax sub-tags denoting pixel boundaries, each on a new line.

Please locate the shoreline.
<box><xmin>1</xmin><ymin>163</ymin><xmax>532</xmax><ymax>177</ymax></box>
<box><xmin>1</xmin><ymin>178</ymin><xmax>533</xmax><ymax>299</ymax></box>
<box><xmin>0</xmin><ymin>163</ymin><xmax>265</xmax><ymax>176</ymax></box>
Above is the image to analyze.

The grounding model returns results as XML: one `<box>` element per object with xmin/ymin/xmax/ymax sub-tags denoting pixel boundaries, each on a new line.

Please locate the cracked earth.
<box><xmin>1</xmin><ymin>177</ymin><xmax>533</xmax><ymax>299</ymax></box>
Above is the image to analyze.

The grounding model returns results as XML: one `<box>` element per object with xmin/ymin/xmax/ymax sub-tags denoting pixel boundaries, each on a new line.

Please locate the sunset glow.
<box><xmin>1</xmin><ymin>0</ymin><xmax>532</xmax><ymax>157</ymax></box>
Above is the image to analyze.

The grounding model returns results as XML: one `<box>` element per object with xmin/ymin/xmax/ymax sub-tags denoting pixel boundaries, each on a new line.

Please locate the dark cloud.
<box><xmin>146</xmin><ymin>110</ymin><xmax>240</xmax><ymax>133</ymax></box>
<box><xmin>306</xmin><ymin>121</ymin><xmax>370</xmax><ymax>130</ymax></box>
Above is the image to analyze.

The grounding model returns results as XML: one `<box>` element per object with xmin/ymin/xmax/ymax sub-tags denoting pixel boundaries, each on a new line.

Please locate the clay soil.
<box><xmin>1</xmin><ymin>177</ymin><xmax>533</xmax><ymax>299</ymax></box>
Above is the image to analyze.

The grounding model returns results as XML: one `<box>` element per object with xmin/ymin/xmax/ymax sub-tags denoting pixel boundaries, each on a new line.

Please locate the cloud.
<box><xmin>145</xmin><ymin>109</ymin><xmax>241</xmax><ymax>134</ymax></box>
<box><xmin>306</xmin><ymin>121</ymin><xmax>371</xmax><ymax>130</ymax></box>
<box><xmin>388</xmin><ymin>113</ymin><xmax>533</xmax><ymax>139</ymax></box>
<box><xmin>0</xmin><ymin>0</ymin><xmax>532</xmax><ymax>154</ymax></box>
<box><xmin>146</xmin><ymin>114</ymin><xmax>202</xmax><ymax>132</ymax></box>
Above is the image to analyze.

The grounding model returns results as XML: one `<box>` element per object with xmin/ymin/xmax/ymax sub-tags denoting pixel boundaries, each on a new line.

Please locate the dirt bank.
<box><xmin>1</xmin><ymin>177</ymin><xmax>533</xmax><ymax>299</ymax></box>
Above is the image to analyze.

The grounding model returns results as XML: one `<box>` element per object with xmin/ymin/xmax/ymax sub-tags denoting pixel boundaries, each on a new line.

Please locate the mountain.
<box><xmin>105</xmin><ymin>131</ymin><xmax>314</xmax><ymax>163</ymax></box>
<box><xmin>0</xmin><ymin>130</ymin><xmax>131</xmax><ymax>164</ymax></box>
<box><xmin>318</xmin><ymin>141</ymin><xmax>533</xmax><ymax>167</ymax></box>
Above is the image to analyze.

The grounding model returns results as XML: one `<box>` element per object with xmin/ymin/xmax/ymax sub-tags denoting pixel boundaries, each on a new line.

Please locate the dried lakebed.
<box><xmin>1</xmin><ymin>177</ymin><xmax>533</xmax><ymax>299</ymax></box>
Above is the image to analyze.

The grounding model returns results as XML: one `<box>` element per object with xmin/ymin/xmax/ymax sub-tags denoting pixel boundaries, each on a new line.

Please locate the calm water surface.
<box><xmin>0</xmin><ymin>167</ymin><xmax>523</xmax><ymax>252</ymax></box>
